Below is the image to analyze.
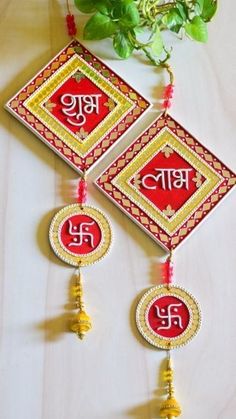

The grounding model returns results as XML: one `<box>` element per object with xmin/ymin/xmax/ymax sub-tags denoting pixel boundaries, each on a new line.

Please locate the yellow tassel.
<box><xmin>163</xmin><ymin>369</ymin><xmax>174</xmax><ymax>382</ymax></box>
<box><xmin>160</xmin><ymin>397</ymin><xmax>182</xmax><ymax>418</ymax></box>
<box><xmin>70</xmin><ymin>269</ymin><xmax>92</xmax><ymax>339</ymax></box>
<box><xmin>160</xmin><ymin>354</ymin><xmax>182</xmax><ymax>418</ymax></box>
<box><xmin>71</xmin><ymin>310</ymin><xmax>92</xmax><ymax>339</ymax></box>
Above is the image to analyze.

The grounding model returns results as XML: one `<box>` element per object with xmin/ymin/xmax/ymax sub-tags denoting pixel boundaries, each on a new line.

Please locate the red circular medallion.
<box><xmin>136</xmin><ymin>285</ymin><xmax>201</xmax><ymax>349</ymax></box>
<box><xmin>147</xmin><ymin>295</ymin><xmax>190</xmax><ymax>338</ymax></box>
<box><xmin>59</xmin><ymin>214</ymin><xmax>102</xmax><ymax>255</ymax></box>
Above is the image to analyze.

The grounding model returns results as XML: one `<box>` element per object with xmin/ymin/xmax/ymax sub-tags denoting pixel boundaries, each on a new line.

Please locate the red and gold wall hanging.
<box><xmin>5</xmin><ymin>10</ymin><xmax>151</xmax><ymax>338</ymax></box>
<box><xmin>49</xmin><ymin>176</ymin><xmax>112</xmax><ymax>338</ymax></box>
<box><xmin>96</xmin><ymin>112</ymin><xmax>236</xmax><ymax>415</ymax></box>
<box><xmin>5</xmin><ymin>40</ymin><xmax>151</xmax><ymax>174</ymax></box>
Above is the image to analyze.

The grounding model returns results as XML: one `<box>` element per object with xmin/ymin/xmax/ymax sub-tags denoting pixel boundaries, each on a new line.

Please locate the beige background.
<box><xmin>0</xmin><ymin>1</ymin><xmax>236</xmax><ymax>419</ymax></box>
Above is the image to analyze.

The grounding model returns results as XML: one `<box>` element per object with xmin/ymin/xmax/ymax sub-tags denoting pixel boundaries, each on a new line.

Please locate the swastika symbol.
<box><xmin>68</xmin><ymin>220</ymin><xmax>95</xmax><ymax>248</ymax></box>
<box><xmin>155</xmin><ymin>303</ymin><xmax>184</xmax><ymax>331</ymax></box>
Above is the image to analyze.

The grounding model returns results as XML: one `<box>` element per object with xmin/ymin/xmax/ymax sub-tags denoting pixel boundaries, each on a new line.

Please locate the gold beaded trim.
<box><xmin>24</xmin><ymin>55</ymin><xmax>133</xmax><ymax>157</ymax></box>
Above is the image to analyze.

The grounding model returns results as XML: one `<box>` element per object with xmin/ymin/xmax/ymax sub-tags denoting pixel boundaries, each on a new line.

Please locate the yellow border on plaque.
<box><xmin>136</xmin><ymin>285</ymin><xmax>201</xmax><ymax>350</ymax></box>
<box><xmin>49</xmin><ymin>204</ymin><xmax>112</xmax><ymax>267</ymax></box>
<box><xmin>112</xmin><ymin>128</ymin><xmax>221</xmax><ymax>235</ymax></box>
<box><xmin>24</xmin><ymin>55</ymin><xmax>133</xmax><ymax>157</ymax></box>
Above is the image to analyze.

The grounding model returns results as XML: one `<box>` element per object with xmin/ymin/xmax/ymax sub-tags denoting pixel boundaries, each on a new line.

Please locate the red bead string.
<box><xmin>65</xmin><ymin>0</ymin><xmax>77</xmax><ymax>37</ymax></box>
<box><xmin>162</xmin><ymin>254</ymin><xmax>174</xmax><ymax>286</ymax></box>
<box><xmin>66</xmin><ymin>14</ymin><xmax>77</xmax><ymax>37</ymax></box>
<box><xmin>77</xmin><ymin>176</ymin><xmax>88</xmax><ymax>205</ymax></box>
<box><xmin>162</xmin><ymin>84</ymin><xmax>175</xmax><ymax>112</ymax></box>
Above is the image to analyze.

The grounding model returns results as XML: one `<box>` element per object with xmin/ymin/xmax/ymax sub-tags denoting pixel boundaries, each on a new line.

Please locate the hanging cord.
<box><xmin>162</xmin><ymin>63</ymin><xmax>175</xmax><ymax>115</ymax></box>
<box><xmin>142</xmin><ymin>46</ymin><xmax>175</xmax><ymax>113</ymax></box>
<box><xmin>74</xmin><ymin>266</ymin><xmax>85</xmax><ymax>312</ymax></box>
<box><xmin>65</xmin><ymin>0</ymin><xmax>77</xmax><ymax>38</ymax></box>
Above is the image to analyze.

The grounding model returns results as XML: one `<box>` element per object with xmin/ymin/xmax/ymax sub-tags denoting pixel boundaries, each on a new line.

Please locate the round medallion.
<box><xmin>49</xmin><ymin>204</ymin><xmax>112</xmax><ymax>266</ymax></box>
<box><xmin>136</xmin><ymin>285</ymin><xmax>201</xmax><ymax>349</ymax></box>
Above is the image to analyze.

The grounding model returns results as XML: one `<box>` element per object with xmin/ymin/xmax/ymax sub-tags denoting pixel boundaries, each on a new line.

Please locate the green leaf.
<box><xmin>162</xmin><ymin>9</ymin><xmax>183</xmax><ymax>31</ymax></box>
<box><xmin>185</xmin><ymin>16</ymin><xmax>208</xmax><ymax>42</ymax></box>
<box><xmin>195</xmin><ymin>0</ymin><xmax>204</xmax><ymax>14</ymax></box>
<box><xmin>150</xmin><ymin>27</ymin><xmax>163</xmax><ymax>57</ymax></box>
<box><xmin>95</xmin><ymin>0</ymin><xmax>112</xmax><ymax>15</ymax></box>
<box><xmin>113</xmin><ymin>31</ymin><xmax>134</xmax><ymax>58</ymax></box>
<box><xmin>134</xmin><ymin>26</ymin><xmax>144</xmax><ymax>35</ymax></box>
<box><xmin>176</xmin><ymin>2</ymin><xmax>188</xmax><ymax>20</ymax></box>
<box><xmin>114</xmin><ymin>0</ymin><xmax>140</xmax><ymax>28</ymax></box>
<box><xmin>201</xmin><ymin>0</ymin><xmax>217</xmax><ymax>22</ymax></box>
<box><xmin>74</xmin><ymin>0</ymin><xmax>95</xmax><ymax>13</ymax></box>
<box><xmin>84</xmin><ymin>12</ymin><xmax>118</xmax><ymax>40</ymax></box>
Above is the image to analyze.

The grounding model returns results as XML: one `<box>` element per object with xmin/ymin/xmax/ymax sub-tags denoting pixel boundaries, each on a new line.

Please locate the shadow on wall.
<box><xmin>127</xmin><ymin>358</ymin><xmax>167</xmax><ymax>419</ymax></box>
<box><xmin>36</xmin><ymin>270</ymin><xmax>79</xmax><ymax>341</ymax></box>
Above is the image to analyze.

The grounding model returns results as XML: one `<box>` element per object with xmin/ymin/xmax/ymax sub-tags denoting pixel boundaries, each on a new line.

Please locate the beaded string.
<box><xmin>160</xmin><ymin>350</ymin><xmax>182</xmax><ymax>418</ymax></box>
<box><xmin>73</xmin><ymin>266</ymin><xmax>85</xmax><ymax>311</ymax></box>
<box><xmin>70</xmin><ymin>174</ymin><xmax>91</xmax><ymax>338</ymax></box>
<box><xmin>71</xmin><ymin>265</ymin><xmax>92</xmax><ymax>339</ymax></box>
<box><xmin>77</xmin><ymin>171</ymin><xmax>88</xmax><ymax>209</ymax></box>
<box><xmin>162</xmin><ymin>249</ymin><xmax>174</xmax><ymax>290</ymax></box>
<box><xmin>160</xmin><ymin>251</ymin><xmax>182</xmax><ymax>418</ymax></box>
<box><xmin>162</xmin><ymin>64</ymin><xmax>175</xmax><ymax>114</ymax></box>
<box><xmin>65</xmin><ymin>0</ymin><xmax>77</xmax><ymax>37</ymax></box>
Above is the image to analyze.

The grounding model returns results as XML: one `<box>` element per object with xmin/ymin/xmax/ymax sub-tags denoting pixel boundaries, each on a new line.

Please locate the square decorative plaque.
<box><xmin>5</xmin><ymin>40</ymin><xmax>151</xmax><ymax>173</ymax></box>
<box><xmin>96</xmin><ymin>113</ymin><xmax>236</xmax><ymax>250</ymax></box>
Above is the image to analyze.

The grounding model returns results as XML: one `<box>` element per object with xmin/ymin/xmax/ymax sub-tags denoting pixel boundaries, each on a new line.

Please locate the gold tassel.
<box><xmin>70</xmin><ymin>269</ymin><xmax>92</xmax><ymax>339</ymax></box>
<box><xmin>160</xmin><ymin>353</ymin><xmax>182</xmax><ymax>418</ymax></box>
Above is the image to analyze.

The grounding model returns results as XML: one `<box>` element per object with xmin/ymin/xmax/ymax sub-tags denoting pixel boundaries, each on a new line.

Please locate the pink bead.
<box><xmin>77</xmin><ymin>178</ymin><xmax>88</xmax><ymax>204</ymax></box>
<box><xmin>162</xmin><ymin>259</ymin><xmax>173</xmax><ymax>285</ymax></box>
<box><xmin>163</xmin><ymin>99</ymin><xmax>172</xmax><ymax>109</ymax></box>
<box><xmin>163</xmin><ymin>84</ymin><xmax>174</xmax><ymax>99</ymax></box>
<box><xmin>66</xmin><ymin>14</ymin><xmax>77</xmax><ymax>36</ymax></box>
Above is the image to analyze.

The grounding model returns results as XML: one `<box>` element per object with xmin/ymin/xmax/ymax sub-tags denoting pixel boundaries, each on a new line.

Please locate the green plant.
<box><xmin>74</xmin><ymin>0</ymin><xmax>217</xmax><ymax>82</ymax></box>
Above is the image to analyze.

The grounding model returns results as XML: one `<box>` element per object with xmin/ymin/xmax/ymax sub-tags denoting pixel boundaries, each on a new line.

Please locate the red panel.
<box><xmin>46</xmin><ymin>76</ymin><xmax>111</xmax><ymax>135</ymax></box>
<box><xmin>147</xmin><ymin>295</ymin><xmax>190</xmax><ymax>338</ymax></box>
<box><xmin>132</xmin><ymin>150</ymin><xmax>203</xmax><ymax>214</ymax></box>
<box><xmin>60</xmin><ymin>214</ymin><xmax>102</xmax><ymax>255</ymax></box>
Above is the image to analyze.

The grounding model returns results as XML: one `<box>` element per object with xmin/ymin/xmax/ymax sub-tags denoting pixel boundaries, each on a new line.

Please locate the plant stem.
<box><xmin>143</xmin><ymin>47</ymin><xmax>175</xmax><ymax>85</ymax></box>
<box><xmin>137</xmin><ymin>0</ymin><xmax>176</xmax><ymax>22</ymax></box>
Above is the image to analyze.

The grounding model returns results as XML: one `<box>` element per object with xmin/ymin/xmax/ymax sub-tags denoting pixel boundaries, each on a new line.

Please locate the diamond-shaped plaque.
<box><xmin>5</xmin><ymin>40</ymin><xmax>151</xmax><ymax>173</ymax></box>
<box><xmin>96</xmin><ymin>113</ymin><xmax>236</xmax><ymax>250</ymax></box>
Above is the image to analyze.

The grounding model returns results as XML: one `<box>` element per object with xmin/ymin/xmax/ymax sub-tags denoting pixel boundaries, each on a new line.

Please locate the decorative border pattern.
<box><xmin>49</xmin><ymin>204</ymin><xmax>112</xmax><ymax>267</ymax></box>
<box><xmin>5</xmin><ymin>40</ymin><xmax>151</xmax><ymax>173</ymax></box>
<box><xmin>136</xmin><ymin>285</ymin><xmax>201</xmax><ymax>350</ymax></box>
<box><xmin>96</xmin><ymin>113</ymin><xmax>236</xmax><ymax>250</ymax></box>
<box><xmin>24</xmin><ymin>55</ymin><xmax>133</xmax><ymax>157</ymax></box>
